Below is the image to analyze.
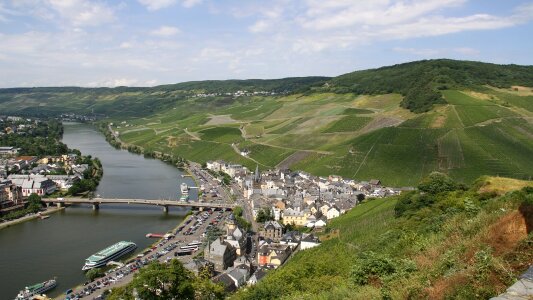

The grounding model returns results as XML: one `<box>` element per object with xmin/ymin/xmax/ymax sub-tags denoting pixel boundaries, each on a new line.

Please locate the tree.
<box><xmin>356</xmin><ymin>193</ymin><xmax>366</xmax><ymax>202</ymax></box>
<box><xmin>86</xmin><ymin>268</ymin><xmax>104</xmax><ymax>281</ymax></box>
<box><xmin>418</xmin><ymin>172</ymin><xmax>458</xmax><ymax>195</ymax></box>
<box><xmin>116</xmin><ymin>260</ymin><xmax>196</xmax><ymax>300</ymax></box>
<box><xmin>27</xmin><ymin>193</ymin><xmax>42</xmax><ymax>212</ymax></box>
<box><xmin>233</xmin><ymin>206</ymin><xmax>243</xmax><ymax>217</ymax></box>
<box><xmin>256</xmin><ymin>208</ymin><xmax>274</xmax><ymax>223</ymax></box>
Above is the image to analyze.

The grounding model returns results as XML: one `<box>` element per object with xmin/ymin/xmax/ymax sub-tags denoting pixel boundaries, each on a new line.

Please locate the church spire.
<box><xmin>254</xmin><ymin>164</ymin><xmax>260</xmax><ymax>182</ymax></box>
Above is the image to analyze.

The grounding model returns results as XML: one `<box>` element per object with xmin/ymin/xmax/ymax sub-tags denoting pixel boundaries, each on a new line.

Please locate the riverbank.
<box><xmin>54</xmin><ymin>212</ymin><xmax>194</xmax><ymax>300</ymax></box>
<box><xmin>0</xmin><ymin>206</ymin><xmax>65</xmax><ymax>230</ymax></box>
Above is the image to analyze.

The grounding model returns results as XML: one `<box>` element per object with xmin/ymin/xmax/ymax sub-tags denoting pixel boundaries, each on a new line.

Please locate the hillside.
<box><xmin>326</xmin><ymin>59</ymin><xmax>533</xmax><ymax>112</ymax></box>
<box><xmin>233</xmin><ymin>175</ymin><xmax>533</xmax><ymax>300</ymax></box>
<box><xmin>1</xmin><ymin>59</ymin><xmax>533</xmax><ymax>186</ymax></box>
<box><xmin>0</xmin><ymin>77</ymin><xmax>328</xmax><ymax>117</ymax></box>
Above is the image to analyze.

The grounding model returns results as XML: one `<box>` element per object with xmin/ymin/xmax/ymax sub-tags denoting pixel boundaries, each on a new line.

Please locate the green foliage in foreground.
<box><xmin>107</xmin><ymin>259</ymin><xmax>225</xmax><ymax>300</ymax></box>
<box><xmin>233</xmin><ymin>175</ymin><xmax>533</xmax><ymax>300</ymax></box>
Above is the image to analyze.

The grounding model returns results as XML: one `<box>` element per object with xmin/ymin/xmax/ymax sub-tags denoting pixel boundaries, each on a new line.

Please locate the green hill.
<box><xmin>233</xmin><ymin>175</ymin><xmax>533</xmax><ymax>300</ymax></box>
<box><xmin>326</xmin><ymin>59</ymin><xmax>533</xmax><ymax>112</ymax></box>
<box><xmin>1</xmin><ymin>59</ymin><xmax>532</xmax><ymax>186</ymax></box>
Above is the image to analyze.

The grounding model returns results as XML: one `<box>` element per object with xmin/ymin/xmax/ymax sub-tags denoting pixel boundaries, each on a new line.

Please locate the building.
<box><xmin>326</xmin><ymin>207</ymin><xmax>340</xmax><ymax>220</ymax></box>
<box><xmin>204</xmin><ymin>237</ymin><xmax>237</xmax><ymax>272</ymax></box>
<box><xmin>9</xmin><ymin>175</ymin><xmax>57</xmax><ymax>197</ymax></box>
<box><xmin>224</xmin><ymin>215</ymin><xmax>246</xmax><ymax>256</ymax></box>
<box><xmin>248</xmin><ymin>269</ymin><xmax>267</xmax><ymax>285</ymax></box>
<box><xmin>281</xmin><ymin>208</ymin><xmax>309</xmax><ymax>226</ymax></box>
<box><xmin>0</xmin><ymin>179</ymin><xmax>22</xmax><ymax>204</ymax></box>
<box><xmin>0</xmin><ymin>146</ymin><xmax>18</xmax><ymax>156</ymax></box>
<box><xmin>261</xmin><ymin>220</ymin><xmax>284</xmax><ymax>241</ymax></box>
<box><xmin>257</xmin><ymin>243</ymin><xmax>292</xmax><ymax>268</ymax></box>
<box><xmin>300</xmin><ymin>234</ymin><xmax>321</xmax><ymax>250</ymax></box>
<box><xmin>46</xmin><ymin>175</ymin><xmax>80</xmax><ymax>191</ymax></box>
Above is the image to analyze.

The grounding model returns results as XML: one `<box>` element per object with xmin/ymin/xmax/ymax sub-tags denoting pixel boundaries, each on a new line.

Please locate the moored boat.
<box><xmin>82</xmin><ymin>241</ymin><xmax>137</xmax><ymax>271</ymax></box>
<box><xmin>15</xmin><ymin>278</ymin><xmax>57</xmax><ymax>300</ymax></box>
<box><xmin>180</xmin><ymin>182</ymin><xmax>189</xmax><ymax>194</ymax></box>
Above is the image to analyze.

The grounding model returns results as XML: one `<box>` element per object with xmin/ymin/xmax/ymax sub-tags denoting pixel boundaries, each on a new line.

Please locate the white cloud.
<box><xmin>138</xmin><ymin>0</ymin><xmax>202</xmax><ymax>11</ymax></box>
<box><xmin>138</xmin><ymin>0</ymin><xmax>177</xmax><ymax>11</ymax></box>
<box><xmin>299</xmin><ymin>0</ymin><xmax>466</xmax><ymax>30</ymax></box>
<box><xmin>120</xmin><ymin>42</ymin><xmax>133</xmax><ymax>49</ymax></box>
<box><xmin>249</xmin><ymin>20</ymin><xmax>270</xmax><ymax>33</ymax></box>
<box><xmin>182</xmin><ymin>0</ymin><xmax>203</xmax><ymax>8</ymax></box>
<box><xmin>46</xmin><ymin>0</ymin><xmax>115</xmax><ymax>27</ymax></box>
<box><xmin>150</xmin><ymin>26</ymin><xmax>181</xmax><ymax>37</ymax></box>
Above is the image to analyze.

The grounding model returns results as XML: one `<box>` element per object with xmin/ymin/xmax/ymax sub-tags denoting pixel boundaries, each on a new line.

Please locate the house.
<box><xmin>326</xmin><ymin>207</ymin><xmax>340</xmax><ymax>220</ymax></box>
<box><xmin>46</xmin><ymin>175</ymin><xmax>80</xmax><ymax>191</ymax></box>
<box><xmin>320</xmin><ymin>204</ymin><xmax>330</xmax><ymax>216</ymax></box>
<box><xmin>0</xmin><ymin>146</ymin><xmax>18</xmax><ymax>156</ymax></box>
<box><xmin>260</xmin><ymin>220</ymin><xmax>284</xmax><ymax>241</ymax></box>
<box><xmin>226</xmin><ymin>265</ymin><xmax>250</xmax><ymax>288</ymax></box>
<box><xmin>248</xmin><ymin>269</ymin><xmax>267</xmax><ymax>285</ymax></box>
<box><xmin>257</xmin><ymin>243</ymin><xmax>292</xmax><ymax>268</ymax></box>
<box><xmin>300</xmin><ymin>234</ymin><xmax>321</xmax><ymax>250</ymax></box>
<box><xmin>224</xmin><ymin>215</ymin><xmax>246</xmax><ymax>256</ymax></box>
<box><xmin>184</xmin><ymin>258</ymin><xmax>215</xmax><ymax>277</ymax></box>
<box><xmin>271</xmin><ymin>207</ymin><xmax>281</xmax><ymax>221</ymax></box>
<box><xmin>204</xmin><ymin>237</ymin><xmax>237</xmax><ymax>272</ymax></box>
<box><xmin>314</xmin><ymin>219</ymin><xmax>327</xmax><ymax>229</ymax></box>
<box><xmin>369</xmin><ymin>179</ymin><xmax>381</xmax><ymax>187</ymax></box>
<box><xmin>279</xmin><ymin>231</ymin><xmax>301</xmax><ymax>250</ymax></box>
<box><xmin>18</xmin><ymin>177</ymin><xmax>56</xmax><ymax>197</ymax></box>
<box><xmin>0</xmin><ymin>179</ymin><xmax>22</xmax><ymax>205</ymax></box>
<box><xmin>281</xmin><ymin>208</ymin><xmax>309</xmax><ymax>226</ymax></box>
<box><xmin>213</xmin><ymin>273</ymin><xmax>237</xmax><ymax>292</ymax></box>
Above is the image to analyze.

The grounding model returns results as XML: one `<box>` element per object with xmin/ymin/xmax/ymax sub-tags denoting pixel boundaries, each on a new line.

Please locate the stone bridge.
<box><xmin>42</xmin><ymin>197</ymin><xmax>235</xmax><ymax>212</ymax></box>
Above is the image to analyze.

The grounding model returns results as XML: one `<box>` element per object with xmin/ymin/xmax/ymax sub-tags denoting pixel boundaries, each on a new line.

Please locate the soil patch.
<box><xmin>485</xmin><ymin>211</ymin><xmax>528</xmax><ymax>256</ymax></box>
<box><xmin>205</xmin><ymin>114</ymin><xmax>238</xmax><ymax>125</ymax></box>
<box><xmin>276</xmin><ymin>151</ymin><xmax>313</xmax><ymax>169</ymax></box>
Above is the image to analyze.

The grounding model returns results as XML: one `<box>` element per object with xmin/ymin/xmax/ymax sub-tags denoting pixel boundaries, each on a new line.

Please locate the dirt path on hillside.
<box><xmin>183</xmin><ymin>128</ymin><xmax>201</xmax><ymax>140</ymax></box>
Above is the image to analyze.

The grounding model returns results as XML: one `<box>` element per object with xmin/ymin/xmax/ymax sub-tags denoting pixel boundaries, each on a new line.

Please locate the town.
<box><xmin>187</xmin><ymin>159</ymin><xmax>404</xmax><ymax>291</ymax></box>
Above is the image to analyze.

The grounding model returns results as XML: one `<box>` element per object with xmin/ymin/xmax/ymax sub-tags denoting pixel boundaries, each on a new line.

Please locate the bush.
<box><xmin>351</xmin><ymin>251</ymin><xmax>416</xmax><ymax>285</ymax></box>
<box><xmin>418</xmin><ymin>172</ymin><xmax>459</xmax><ymax>195</ymax></box>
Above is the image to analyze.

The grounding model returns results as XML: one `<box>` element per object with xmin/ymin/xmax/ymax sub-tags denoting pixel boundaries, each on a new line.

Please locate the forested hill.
<box><xmin>326</xmin><ymin>59</ymin><xmax>533</xmax><ymax>112</ymax></box>
<box><xmin>157</xmin><ymin>77</ymin><xmax>330</xmax><ymax>93</ymax></box>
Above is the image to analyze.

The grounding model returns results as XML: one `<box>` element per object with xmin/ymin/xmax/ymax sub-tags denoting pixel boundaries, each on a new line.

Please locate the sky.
<box><xmin>0</xmin><ymin>0</ymin><xmax>532</xmax><ymax>88</ymax></box>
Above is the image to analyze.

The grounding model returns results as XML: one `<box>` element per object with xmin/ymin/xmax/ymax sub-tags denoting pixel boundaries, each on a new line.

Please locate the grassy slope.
<box><xmin>233</xmin><ymin>178</ymin><xmax>533</xmax><ymax>300</ymax></box>
<box><xmin>109</xmin><ymin>86</ymin><xmax>533</xmax><ymax>186</ymax></box>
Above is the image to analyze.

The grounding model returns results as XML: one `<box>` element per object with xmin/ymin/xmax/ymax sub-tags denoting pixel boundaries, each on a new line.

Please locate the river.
<box><xmin>0</xmin><ymin>122</ymin><xmax>196</xmax><ymax>298</ymax></box>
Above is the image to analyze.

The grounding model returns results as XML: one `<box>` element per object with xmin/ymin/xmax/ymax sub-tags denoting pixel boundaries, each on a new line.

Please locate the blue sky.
<box><xmin>0</xmin><ymin>0</ymin><xmax>532</xmax><ymax>87</ymax></box>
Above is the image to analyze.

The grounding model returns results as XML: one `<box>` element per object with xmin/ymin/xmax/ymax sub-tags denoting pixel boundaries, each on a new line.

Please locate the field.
<box><xmin>103</xmin><ymin>86</ymin><xmax>533</xmax><ymax>186</ymax></box>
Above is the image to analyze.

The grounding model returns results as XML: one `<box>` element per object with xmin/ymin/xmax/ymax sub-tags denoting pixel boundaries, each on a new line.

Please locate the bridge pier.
<box><xmin>163</xmin><ymin>205</ymin><xmax>168</xmax><ymax>213</ymax></box>
<box><xmin>92</xmin><ymin>203</ymin><xmax>100</xmax><ymax>210</ymax></box>
<box><xmin>56</xmin><ymin>202</ymin><xmax>64</xmax><ymax>208</ymax></box>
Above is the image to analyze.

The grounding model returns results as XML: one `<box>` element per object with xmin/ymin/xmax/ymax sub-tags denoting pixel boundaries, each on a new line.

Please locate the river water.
<box><xmin>0</xmin><ymin>123</ymin><xmax>195</xmax><ymax>298</ymax></box>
